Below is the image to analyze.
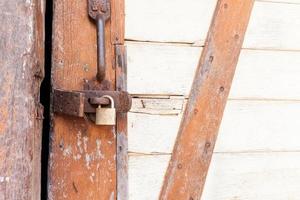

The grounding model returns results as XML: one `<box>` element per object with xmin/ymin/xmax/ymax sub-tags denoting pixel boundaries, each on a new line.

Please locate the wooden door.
<box><xmin>48</xmin><ymin>0</ymin><xmax>126</xmax><ymax>199</ymax></box>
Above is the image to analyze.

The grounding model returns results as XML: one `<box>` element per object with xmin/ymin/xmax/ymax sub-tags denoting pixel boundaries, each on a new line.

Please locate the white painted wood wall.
<box><xmin>125</xmin><ymin>0</ymin><xmax>300</xmax><ymax>199</ymax></box>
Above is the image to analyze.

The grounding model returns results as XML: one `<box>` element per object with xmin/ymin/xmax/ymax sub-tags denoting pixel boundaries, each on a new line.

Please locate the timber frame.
<box><xmin>160</xmin><ymin>0</ymin><xmax>254</xmax><ymax>199</ymax></box>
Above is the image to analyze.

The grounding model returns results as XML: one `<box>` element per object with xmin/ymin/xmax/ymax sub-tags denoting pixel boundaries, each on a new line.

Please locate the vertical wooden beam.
<box><xmin>115</xmin><ymin>45</ymin><xmax>128</xmax><ymax>200</ymax></box>
<box><xmin>160</xmin><ymin>1</ymin><xmax>254</xmax><ymax>199</ymax></box>
<box><xmin>112</xmin><ymin>0</ymin><xmax>128</xmax><ymax>198</ymax></box>
<box><xmin>0</xmin><ymin>0</ymin><xmax>44</xmax><ymax>199</ymax></box>
<box><xmin>49</xmin><ymin>0</ymin><xmax>124</xmax><ymax>199</ymax></box>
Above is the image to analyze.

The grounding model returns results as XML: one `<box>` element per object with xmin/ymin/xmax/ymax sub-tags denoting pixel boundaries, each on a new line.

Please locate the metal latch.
<box><xmin>52</xmin><ymin>0</ymin><xmax>131</xmax><ymax>125</ymax></box>
<box><xmin>53</xmin><ymin>89</ymin><xmax>131</xmax><ymax>117</ymax></box>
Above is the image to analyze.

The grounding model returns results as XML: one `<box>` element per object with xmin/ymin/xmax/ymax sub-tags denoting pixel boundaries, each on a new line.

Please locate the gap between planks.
<box><xmin>125</xmin><ymin>40</ymin><xmax>300</xmax><ymax>52</ymax></box>
<box><xmin>131</xmin><ymin>95</ymin><xmax>300</xmax><ymax>103</ymax></box>
<box><xmin>129</xmin><ymin>150</ymin><xmax>300</xmax><ymax>157</ymax></box>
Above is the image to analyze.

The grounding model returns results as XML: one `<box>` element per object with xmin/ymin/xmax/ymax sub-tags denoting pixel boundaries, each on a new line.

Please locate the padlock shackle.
<box><xmin>101</xmin><ymin>95</ymin><xmax>115</xmax><ymax>108</ymax></box>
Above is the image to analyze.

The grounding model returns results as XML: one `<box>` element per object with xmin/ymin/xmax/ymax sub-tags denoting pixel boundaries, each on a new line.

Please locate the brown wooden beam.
<box><xmin>159</xmin><ymin>1</ymin><xmax>254</xmax><ymax>199</ymax></box>
<box><xmin>0</xmin><ymin>0</ymin><xmax>44</xmax><ymax>199</ymax></box>
<box><xmin>112</xmin><ymin>0</ymin><xmax>128</xmax><ymax>198</ymax></box>
<box><xmin>116</xmin><ymin>45</ymin><xmax>128</xmax><ymax>200</ymax></box>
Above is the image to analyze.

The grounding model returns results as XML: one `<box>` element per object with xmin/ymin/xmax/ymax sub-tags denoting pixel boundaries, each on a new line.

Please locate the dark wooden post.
<box><xmin>160</xmin><ymin>1</ymin><xmax>254</xmax><ymax>199</ymax></box>
<box><xmin>0</xmin><ymin>0</ymin><xmax>44</xmax><ymax>199</ymax></box>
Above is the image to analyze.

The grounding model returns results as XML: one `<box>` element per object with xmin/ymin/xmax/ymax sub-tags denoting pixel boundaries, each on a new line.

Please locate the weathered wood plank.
<box><xmin>125</xmin><ymin>0</ymin><xmax>217</xmax><ymax>44</ymax></box>
<box><xmin>127</xmin><ymin>42</ymin><xmax>300</xmax><ymax>99</ymax></box>
<box><xmin>126</xmin><ymin>0</ymin><xmax>300</xmax><ymax>50</ymax></box>
<box><xmin>128</xmin><ymin>99</ymin><xmax>300</xmax><ymax>154</ymax></box>
<box><xmin>160</xmin><ymin>1</ymin><xmax>254</xmax><ymax>199</ymax></box>
<box><xmin>113</xmin><ymin>1</ymin><xmax>127</xmax><ymax>198</ymax></box>
<box><xmin>130</xmin><ymin>97</ymin><xmax>185</xmax><ymax>115</ymax></box>
<box><xmin>0</xmin><ymin>0</ymin><xmax>44</xmax><ymax>199</ymax></box>
<box><xmin>116</xmin><ymin>44</ymin><xmax>128</xmax><ymax>199</ymax></box>
<box><xmin>129</xmin><ymin>153</ymin><xmax>300</xmax><ymax>200</ymax></box>
<box><xmin>49</xmin><ymin>0</ymin><xmax>121</xmax><ymax>199</ymax></box>
<box><xmin>244</xmin><ymin>1</ymin><xmax>300</xmax><ymax>49</ymax></box>
<box><xmin>129</xmin><ymin>155</ymin><xmax>170</xmax><ymax>200</ymax></box>
<box><xmin>111</xmin><ymin>0</ymin><xmax>125</xmax><ymax>44</ymax></box>
<box><xmin>260</xmin><ymin>0</ymin><xmax>300</xmax><ymax>3</ymax></box>
<box><xmin>127</xmin><ymin>42</ymin><xmax>200</xmax><ymax>96</ymax></box>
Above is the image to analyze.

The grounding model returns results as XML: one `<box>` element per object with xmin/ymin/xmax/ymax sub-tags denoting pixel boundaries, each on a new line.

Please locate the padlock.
<box><xmin>95</xmin><ymin>95</ymin><xmax>116</xmax><ymax>125</ymax></box>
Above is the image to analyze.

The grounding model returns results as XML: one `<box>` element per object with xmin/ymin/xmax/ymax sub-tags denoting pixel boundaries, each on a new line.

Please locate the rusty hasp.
<box><xmin>53</xmin><ymin>89</ymin><xmax>131</xmax><ymax>117</ymax></box>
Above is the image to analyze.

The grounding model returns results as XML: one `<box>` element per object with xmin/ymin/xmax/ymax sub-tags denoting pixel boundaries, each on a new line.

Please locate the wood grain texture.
<box><xmin>127</xmin><ymin>42</ymin><xmax>200</xmax><ymax>96</ymax></box>
<box><xmin>111</xmin><ymin>0</ymin><xmax>125</xmax><ymax>44</ymax></box>
<box><xmin>125</xmin><ymin>0</ymin><xmax>217</xmax><ymax>44</ymax></box>
<box><xmin>126</xmin><ymin>0</ymin><xmax>300</xmax><ymax>50</ymax></box>
<box><xmin>259</xmin><ymin>0</ymin><xmax>300</xmax><ymax>3</ymax></box>
<box><xmin>124</xmin><ymin>3</ymin><xmax>300</xmax><ymax>99</ymax></box>
<box><xmin>111</xmin><ymin>0</ymin><xmax>128</xmax><ymax>200</ymax></box>
<box><xmin>129</xmin><ymin>153</ymin><xmax>300</xmax><ymax>200</ymax></box>
<box><xmin>0</xmin><ymin>0</ymin><xmax>44</xmax><ymax>199</ymax></box>
<box><xmin>125</xmin><ymin>0</ymin><xmax>300</xmax><ymax>199</ymax></box>
<box><xmin>128</xmin><ymin>99</ymin><xmax>300</xmax><ymax>154</ymax></box>
<box><xmin>127</xmin><ymin>42</ymin><xmax>300</xmax><ymax>99</ymax></box>
<box><xmin>113</xmin><ymin>1</ymin><xmax>127</xmax><ymax>198</ymax></box>
<box><xmin>243</xmin><ymin>1</ymin><xmax>300</xmax><ymax>50</ymax></box>
<box><xmin>116</xmin><ymin>45</ymin><xmax>128</xmax><ymax>199</ymax></box>
<box><xmin>49</xmin><ymin>0</ymin><xmax>123</xmax><ymax>199</ymax></box>
<box><xmin>160</xmin><ymin>1</ymin><xmax>254</xmax><ymax>199</ymax></box>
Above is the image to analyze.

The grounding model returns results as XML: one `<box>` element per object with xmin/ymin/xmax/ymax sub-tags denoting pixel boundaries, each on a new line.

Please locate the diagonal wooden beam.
<box><xmin>159</xmin><ymin>1</ymin><xmax>254</xmax><ymax>199</ymax></box>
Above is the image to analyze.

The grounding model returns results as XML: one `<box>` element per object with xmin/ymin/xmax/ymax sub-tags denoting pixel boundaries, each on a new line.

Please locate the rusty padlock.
<box><xmin>95</xmin><ymin>95</ymin><xmax>116</xmax><ymax>125</ymax></box>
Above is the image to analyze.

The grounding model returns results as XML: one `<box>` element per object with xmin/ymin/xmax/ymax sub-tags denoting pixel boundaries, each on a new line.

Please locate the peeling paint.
<box><xmin>73</xmin><ymin>154</ymin><xmax>81</xmax><ymax>161</ymax></box>
<box><xmin>77</xmin><ymin>132</ymin><xmax>83</xmax><ymax>154</ymax></box>
<box><xmin>63</xmin><ymin>145</ymin><xmax>72</xmax><ymax>157</ymax></box>
<box><xmin>96</xmin><ymin>139</ymin><xmax>104</xmax><ymax>159</ymax></box>
<box><xmin>109</xmin><ymin>192</ymin><xmax>115</xmax><ymax>200</ymax></box>
<box><xmin>85</xmin><ymin>154</ymin><xmax>92</xmax><ymax>169</ymax></box>
<box><xmin>83</xmin><ymin>136</ymin><xmax>88</xmax><ymax>152</ymax></box>
<box><xmin>0</xmin><ymin>176</ymin><xmax>10</xmax><ymax>183</ymax></box>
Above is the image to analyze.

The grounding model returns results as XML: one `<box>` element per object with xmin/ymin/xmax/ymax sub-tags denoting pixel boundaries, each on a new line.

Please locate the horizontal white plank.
<box><xmin>125</xmin><ymin>0</ymin><xmax>216</xmax><ymax>45</ymax></box>
<box><xmin>131</xmin><ymin>96</ymin><xmax>184</xmax><ymax>115</ymax></box>
<box><xmin>126</xmin><ymin>1</ymin><xmax>300</xmax><ymax>50</ymax></box>
<box><xmin>244</xmin><ymin>1</ymin><xmax>300</xmax><ymax>49</ymax></box>
<box><xmin>258</xmin><ymin>0</ymin><xmax>300</xmax><ymax>5</ymax></box>
<box><xmin>127</xmin><ymin>42</ymin><xmax>200</xmax><ymax>96</ymax></box>
<box><xmin>127</xmin><ymin>42</ymin><xmax>300</xmax><ymax>99</ymax></box>
<box><xmin>129</xmin><ymin>99</ymin><xmax>300</xmax><ymax>153</ymax></box>
<box><xmin>129</xmin><ymin>155</ymin><xmax>170</xmax><ymax>200</ymax></box>
<box><xmin>129</xmin><ymin>153</ymin><xmax>300</xmax><ymax>200</ymax></box>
